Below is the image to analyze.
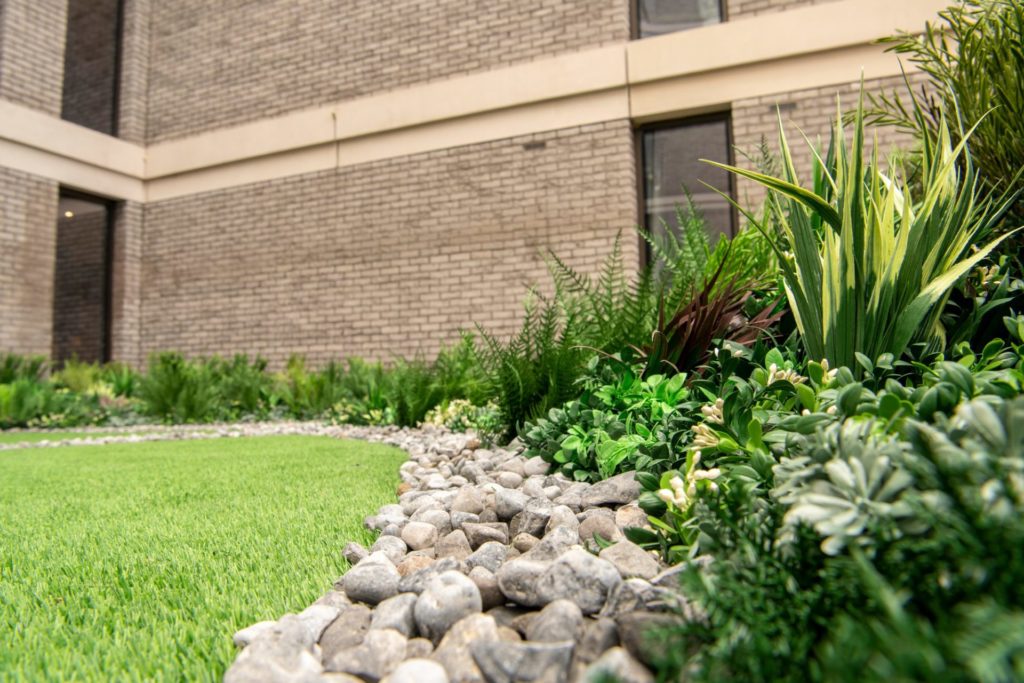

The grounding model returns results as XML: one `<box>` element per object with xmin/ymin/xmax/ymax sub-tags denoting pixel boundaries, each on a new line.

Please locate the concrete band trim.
<box><xmin>0</xmin><ymin>0</ymin><xmax>945</xmax><ymax>203</ymax></box>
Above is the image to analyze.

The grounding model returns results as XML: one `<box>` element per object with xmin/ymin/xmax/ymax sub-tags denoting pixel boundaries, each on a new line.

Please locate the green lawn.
<box><xmin>0</xmin><ymin>436</ymin><xmax>404</xmax><ymax>681</ymax></box>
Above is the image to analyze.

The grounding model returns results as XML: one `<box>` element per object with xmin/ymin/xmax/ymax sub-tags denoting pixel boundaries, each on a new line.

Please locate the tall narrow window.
<box><xmin>636</xmin><ymin>0</ymin><xmax>724</xmax><ymax>38</ymax></box>
<box><xmin>641</xmin><ymin>114</ymin><xmax>735</xmax><ymax>246</ymax></box>
<box><xmin>53</xmin><ymin>191</ymin><xmax>115</xmax><ymax>364</ymax></box>
<box><xmin>61</xmin><ymin>0</ymin><xmax>123</xmax><ymax>135</ymax></box>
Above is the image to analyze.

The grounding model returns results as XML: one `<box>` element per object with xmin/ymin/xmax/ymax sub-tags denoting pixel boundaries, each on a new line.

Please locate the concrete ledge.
<box><xmin>626</xmin><ymin>0</ymin><xmax>946</xmax><ymax>85</ymax></box>
<box><xmin>0</xmin><ymin>137</ymin><xmax>144</xmax><ymax>201</ymax></box>
<box><xmin>0</xmin><ymin>0</ymin><xmax>946</xmax><ymax>202</ymax></box>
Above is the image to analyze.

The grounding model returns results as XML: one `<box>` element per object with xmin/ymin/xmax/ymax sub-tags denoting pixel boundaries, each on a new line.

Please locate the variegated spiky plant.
<box><xmin>707</xmin><ymin>88</ymin><xmax>1019</xmax><ymax>369</ymax></box>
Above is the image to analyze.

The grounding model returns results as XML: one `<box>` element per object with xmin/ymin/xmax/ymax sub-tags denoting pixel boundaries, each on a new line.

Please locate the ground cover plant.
<box><xmin>0</xmin><ymin>436</ymin><xmax>405</xmax><ymax>681</ymax></box>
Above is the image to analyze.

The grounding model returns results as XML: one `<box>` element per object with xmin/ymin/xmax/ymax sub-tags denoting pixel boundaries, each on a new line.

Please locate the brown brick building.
<box><xmin>0</xmin><ymin>0</ymin><xmax>943</xmax><ymax>367</ymax></box>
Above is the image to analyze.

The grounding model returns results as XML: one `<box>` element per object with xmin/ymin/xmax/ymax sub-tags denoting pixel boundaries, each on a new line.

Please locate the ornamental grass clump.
<box><xmin>707</xmin><ymin>89</ymin><xmax>1020</xmax><ymax>369</ymax></box>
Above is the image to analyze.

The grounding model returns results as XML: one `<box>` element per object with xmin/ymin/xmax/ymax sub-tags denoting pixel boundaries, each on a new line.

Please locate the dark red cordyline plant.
<box><xmin>637</xmin><ymin>252</ymin><xmax>783</xmax><ymax>377</ymax></box>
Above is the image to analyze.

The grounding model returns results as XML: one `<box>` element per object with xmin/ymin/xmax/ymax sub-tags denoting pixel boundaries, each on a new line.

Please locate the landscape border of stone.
<box><xmin>0</xmin><ymin>421</ymin><xmax>350</xmax><ymax>450</ymax></box>
<box><xmin>226</xmin><ymin>426</ymin><xmax>696</xmax><ymax>683</ymax></box>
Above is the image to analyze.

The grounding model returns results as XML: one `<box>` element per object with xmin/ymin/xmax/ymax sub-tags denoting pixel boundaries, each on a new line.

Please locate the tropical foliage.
<box><xmin>708</xmin><ymin>93</ymin><xmax>1016</xmax><ymax>369</ymax></box>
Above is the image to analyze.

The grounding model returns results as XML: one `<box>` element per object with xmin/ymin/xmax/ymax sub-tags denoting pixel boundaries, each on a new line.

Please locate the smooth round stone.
<box><xmin>526</xmin><ymin>599</ymin><xmax>583</xmax><ymax>642</ymax></box>
<box><xmin>496</xmin><ymin>472</ymin><xmax>524</xmax><ymax>489</ymax></box>
<box><xmin>371</xmin><ymin>535</ymin><xmax>409</xmax><ymax>564</ymax></box>
<box><xmin>342</xmin><ymin>552</ymin><xmax>401</xmax><ymax>606</ymax></box>
<box><xmin>450</xmin><ymin>510</ymin><xmax>480</xmax><ymax>530</ymax></box>
<box><xmin>599</xmin><ymin>541</ymin><xmax>660</xmax><ymax>580</ymax></box>
<box><xmin>469</xmin><ymin>566</ymin><xmax>505</xmax><ymax>610</ymax></box>
<box><xmin>466</xmin><ymin>542</ymin><xmax>509</xmax><ymax>574</ymax></box>
<box><xmin>578</xmin><ymin>515</ymin><xmax>625</xmax><ymax>551</ymax></box>
<box><xmin>387</xmin><ymin>658</ymin><xmax>449</xmax><ymax>683</ymax></box>
<box><xmin>523</xmin><ymin>458</ymin><xmax>551</xmax><ymax>476</ymax></box>
<box><xmin>414</xmin><ymin>571</ymin><xmax>483</xmax><ymax>643</ymax></box>
<box><xmin>397</xmin><ymin>554</ymin><xmax>435</xmax><ymax>577</ymax></box>
<box><xmin>370</xmin><ymin>592</ymin><xmax>418</xmax><ymax>637</ymax></box>
<box><xmin>451</xmin><ymin>487</ymin><xmax>486</xmax><ymax>515</ymax></box>
<box><xmin>342</xmin><ymin>541</ymin><xmax>369</xmax><ymax>566</ymax></box>
<box><xmin>615</xmin><ymin>503</ymin><xmax>650</xmax><ymax>532</ymax></box>
<box><xmin>435</xmin><ymin>530</ymin><xmax>473</xmax><ymax>560</ymax></box>
<box><xmin>512</xmin><ymin>533</ymin><xmax>539</xmax><ymax>553</ymax></box>
<box><xmin>401</xmin><ymin>521</ymin><xmax>440</xmax><ymax>551</ymax></box>
<box><xmin>534</xmin><ymin>548</ymin><xmax>622</xmax><ymax>614</ymax></box>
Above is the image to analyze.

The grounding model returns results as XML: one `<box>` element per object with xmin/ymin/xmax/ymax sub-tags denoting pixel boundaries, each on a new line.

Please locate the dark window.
<box><xmin>61</xmin><ymin>0</ymin><xmax>124</xmax><ymax>135</ymax></box>
<box><xmin>53</xmin><ymin>191</ymin><xmax>115</xmax><ymax>364</ymax></box>
<box><xmin>640</xmin><ymin>114</ymin><xmax>736</xmax><ymax>246</ymax></box>
<box><xmin>636</xmin><ymin>0</ymin><xmax>724</xmax><ymax>38</ymax></box>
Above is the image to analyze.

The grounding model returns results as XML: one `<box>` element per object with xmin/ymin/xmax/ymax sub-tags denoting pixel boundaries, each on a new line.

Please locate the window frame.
<box><xmin>60</xmin><ymin>0</ymin><xmax>126</xmax><ymax>136</ymax></box>
<box><xmin>635</xmin><ymin>111</ymin><xmax>739</xmax><ymax>268</ymax></box>
<box><xmin>56</xmin><ymin>187</ymin><xmax>118</xmax><ymax>364</ymax></box>
<box><xmin>631</xmin><ymin>0</ymin><xmax>729</xmax><ymax>40</ymax></box>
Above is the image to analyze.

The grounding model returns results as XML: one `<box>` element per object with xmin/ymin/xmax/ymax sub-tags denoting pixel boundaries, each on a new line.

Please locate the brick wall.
<box><xmin>109</xmin><ymin>200</ymin><xmax>144</xmax><ymax>366</ymax></box>
<box><xmin>727</xmin><ymin>0</ymin><xmax>842</xmax><ymax>19</ymax></box>
<box><xmin>146</xmin><ymin>0</ymin><xmax>629</xmax><ymax>142</ymax></box>
<box><xmin>730</xmin><ymin>73</ymin><xmax>928</xmax><ymax>210</ymax></box>
<box><xmin>117</xmin><ymin>0</ymin><xmax>149</xmax><ymax>144</ymax></box>
<box><xmin>0</xmin><ymin>167</ymin><xmax>59</xmax><ymax>357</ymax></box>
<box><xmin>52</xmin><ymin>208</ymin><xmax>108</xmax><ymax>363</ymax></box>
<box><xmin>61</xmin><ymin>0</ymin><xmax>120</xmax><ymax>133</ymax></box>
<box><xmin>0</xmin><ymin>0</ymin><xmax>67</xmax><ymax>114</ymax></box>
<box><xmin>139</xmin><ymin>121</ymin><xmax>638</xmax><ymax>366</ymax></box>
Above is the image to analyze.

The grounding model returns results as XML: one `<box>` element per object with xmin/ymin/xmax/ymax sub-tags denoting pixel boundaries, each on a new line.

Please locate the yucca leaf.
<box><xmin>702</xmin><ymin>160</ymin><xmax>842</xmax><ymax>229</ymax></box>
<box><xmin>709</xmin><ymin>83</ymin><xmax>1012</xmax><ymax>368</ymax></box>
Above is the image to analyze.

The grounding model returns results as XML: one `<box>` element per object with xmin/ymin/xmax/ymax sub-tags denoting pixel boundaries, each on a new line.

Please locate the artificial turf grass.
<box><xmin>0</xmin><ymin>435</ymin><xmax>405</xmax><ymax>682</ymax></box>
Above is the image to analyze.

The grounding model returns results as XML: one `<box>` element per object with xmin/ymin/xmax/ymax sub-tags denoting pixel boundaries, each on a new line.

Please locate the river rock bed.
<box><xmin>0</xmin><ymin>421</ymin><xmax>349</xmax><ymax>450</ymax></box>
<box><xmin>225</xmin><ymin>426</ymin><xmax>694</xmax><ymax>683</ymax></box>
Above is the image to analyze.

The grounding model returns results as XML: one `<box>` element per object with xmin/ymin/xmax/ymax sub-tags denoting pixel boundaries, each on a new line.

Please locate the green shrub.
<box><xmin>430</xmin><ymin>333</ymin><xmax>489</xmax><ymax>405</ymax></box>
<box><xmin>0</xmin><ymin>353</ymin><xmax>46</xmax><ymax>383</ymax></box>
<box><xmin>484</xmin><ymin>205</ymin><xmax>781</xmax><ymax>440</ymax></box>
<box><xmin>630</xmin><ymin>316</ymin><xmax>1024</xmax><ymax>681</ymax></box>
<box><xmin>711</xmin><ymin>90</ymin><xmax>1017</xmax><ymax>369</ymax></box>
<box><xmin>207</xmin><ymin>355</ymin><xmax>275</xmax><ymax>419</ymax></box>
<box><xmin>0</xmin><ymin>379</ymin><xmax>56</xmax><ymax>428</ymax></box>
<box><xmin>548</xmin><ymin>206</ymin><xmax>781</xmax><ymax>361</ymax></box>
<box><xmin>383</xmin><ymin>357</ymin><xmax>443</xmax><ymax>427</ymax></box>
<box><xmin>138</xmin><ymin>352</ymin><xmax>220</xmax><ymax>423</ymax></box>
<box><xmin>639</xmin><ymin>255</ymin><xmax>783</xmax><ymax>378</ymax></box>
<box><xmin>52</xmin><ymin>358</ymin><xmax>102</xmax><ymax>394</ymax></box>
<box><xmin>101</xmin><ymin>362</ymin><xmax>141</xmax><ymax>398</ymax></box>
<box><xmin>278</xmin><ymin>356</ymin><xmax>349</xmax><ymax>419</ymax></box>
<box><xmin>478</xmin><ymin>292</ymin><xmax>588</xmax><ymax>441</ymax></box>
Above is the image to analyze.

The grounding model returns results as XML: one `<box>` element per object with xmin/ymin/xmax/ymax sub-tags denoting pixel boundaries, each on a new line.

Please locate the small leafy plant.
<box><xmin>523</xmin><ymin>363</ymin><xmax>691</xmax><ymax>481</ymax></box>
